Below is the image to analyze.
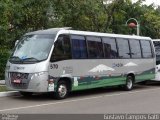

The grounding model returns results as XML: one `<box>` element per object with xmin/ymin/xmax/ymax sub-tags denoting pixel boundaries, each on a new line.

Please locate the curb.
<box><xmin>0</xmin><ymin>91</ymin><xmax>20</xmax><ymax>97</ymax></box>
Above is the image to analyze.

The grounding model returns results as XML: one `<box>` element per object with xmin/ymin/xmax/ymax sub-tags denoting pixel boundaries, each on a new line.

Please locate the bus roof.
<box><xmin>68</xmin><ymin>30</ymin><xmax>151</xmax><ymax>40</ymax></box>
<box><xmin>25</xmin><ymin>27</ymin><xmax>151</xmax><ymax>40</ymax></box>
<box><xmin>153</xmin><ymin>39</ymin><xmax>160</xmax><ymax>41</ymax></box>
<box><xmin>25</xmin><ymin>27</ymin><xmax>72</xmax><ymax>35</ymax></box>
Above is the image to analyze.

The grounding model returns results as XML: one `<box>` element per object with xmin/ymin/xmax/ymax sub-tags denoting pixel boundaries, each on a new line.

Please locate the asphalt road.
<box><xmin>0</xmin><ymin>82</ymin><xmax>160</xmax><ymax>114</ymax></box>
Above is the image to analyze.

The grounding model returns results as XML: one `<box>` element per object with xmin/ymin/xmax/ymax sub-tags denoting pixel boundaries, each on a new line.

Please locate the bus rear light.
<box><xmin>48</xmin><ymin>79</ymin><xmax>54</xmax><ymax>84</ymax></box>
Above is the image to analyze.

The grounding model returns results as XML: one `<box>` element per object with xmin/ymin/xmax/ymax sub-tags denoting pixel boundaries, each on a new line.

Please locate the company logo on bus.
<box><xmin>14</xmin><ymin>66</ymin><xmax>25</xmax><ymax>70</ymax></box>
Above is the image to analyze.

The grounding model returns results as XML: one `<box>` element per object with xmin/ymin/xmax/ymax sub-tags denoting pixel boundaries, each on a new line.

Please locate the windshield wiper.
<box><xmin>9</xmin><ymin>56</ymin><xmax>41</xmax><ymax>64</ymax></box>
<box><xmin>10</xmin><ymin>56</ymin><xmax>21</xmax><ymax>61</ymax></box>
<box><xmin>22</xmin><ymin>57</ymin><xmax>40</xmax><ymax>62</ymax></box>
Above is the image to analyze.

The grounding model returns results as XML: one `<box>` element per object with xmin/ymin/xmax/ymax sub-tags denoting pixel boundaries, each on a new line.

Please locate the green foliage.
<box><xmin>51</xmin><ymin>0</ymin><xmax>108</xmax><ymax>32</ymax></box>
<box><xmin>0</xmin><ymin>47</ymin><xmax>10</xmax><ymax>80</ymax></box>
<box><xmin>0</xmin><ymin>85</ymin><xmax>7</xmax><ymax>92</ymax></box>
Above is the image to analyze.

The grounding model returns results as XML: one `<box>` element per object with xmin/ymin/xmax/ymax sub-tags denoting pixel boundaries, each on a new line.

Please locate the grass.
<box><xmin>0</xmin><ymin>85</ymin><xmax>8</xmax><ymax>92</ymax></box>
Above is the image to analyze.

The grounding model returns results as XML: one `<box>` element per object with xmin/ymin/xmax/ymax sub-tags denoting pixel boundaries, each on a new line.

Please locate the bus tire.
<box><xmin>124</xmin><ymin>76</ymin><xmax>134</xmax><ymax>91</ymax></box>
<box><xmin>20</xmin><ymin>91</ymin><xmax>33</xmax><ymax>97</ymax></box>
<box><xmin>55</xmin><ymin>80</ymin><xmax>69</xmax><ymax>99</ymax></box>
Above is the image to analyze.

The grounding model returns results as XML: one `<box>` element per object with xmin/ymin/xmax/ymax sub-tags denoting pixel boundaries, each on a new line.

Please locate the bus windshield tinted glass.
<box><xmin>153</xmin><ymin>41</ymin><xmax>160</xmax><ymax>65</ymax></box>
<box><xmin>10</xmin><ymin>34</ymin><xmax>54</xmax><ymax>63</ymax></box>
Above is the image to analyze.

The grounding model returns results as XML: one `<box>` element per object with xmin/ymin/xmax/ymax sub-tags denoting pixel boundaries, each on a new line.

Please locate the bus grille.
<box><xmin>10</xmin><ymin>72</ymin><xmax>30</xmax><ymax>89</ymax></box>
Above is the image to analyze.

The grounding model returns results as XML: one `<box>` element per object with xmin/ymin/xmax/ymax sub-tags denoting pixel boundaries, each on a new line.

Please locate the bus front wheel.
<box><xmin>55</xmin><ymin>81</ymin><xmax>69</xmax><ymax>99</ymax></box>
<box><xmin>124</xmin><ymin>76</ymin><xmax>134</xmax><ymax>91</ymax></box>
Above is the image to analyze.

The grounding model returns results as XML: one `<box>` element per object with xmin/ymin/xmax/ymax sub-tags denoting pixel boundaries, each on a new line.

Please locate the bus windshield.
<box><xmin>10</xmin><ymin>34</ymin><xmax>54</xmax><ymax>63</ymax></box>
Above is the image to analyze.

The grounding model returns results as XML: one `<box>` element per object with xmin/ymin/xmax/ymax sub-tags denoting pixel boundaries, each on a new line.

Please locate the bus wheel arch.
<box><xmin>55</xmin><ymin>77</ymin><xmax>72</xmax><ymax>99</ymax></box>
<box><xmin>57</xmin><ymin>77</ymin><xmax>72</xmax><ymax>92</ymax></box>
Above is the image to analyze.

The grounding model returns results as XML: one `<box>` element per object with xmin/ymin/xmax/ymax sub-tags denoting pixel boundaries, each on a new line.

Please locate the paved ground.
<box><xmin>0</xmin><ymin>82</ymin><xmax>160</xmax><ymax>114</ymax></box>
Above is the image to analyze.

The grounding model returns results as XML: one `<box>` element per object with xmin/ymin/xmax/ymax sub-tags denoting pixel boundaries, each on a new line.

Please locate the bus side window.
<box><xmin>71</xmin><ymin>35</ymin><xmax>87</xmax><ymax>59</ymax></box>
<box><xmin>117</xmin><ymin>38</ymin><xmax>131</xmax><ymax>59</ymax></box>
<box><xmin>87</xmin><ymin>36</ymin><xmax>104</xmax><ymax>59</ymax></box>
<box><xmin>102</xmin><ymin>37</ymin><xmax>118</xmax><ymax>59</ymax></box>
<box><xmin>140</xmin><ymin>40</ymin><xmax>152</xmax><ymax>58</ymax></box>
<box><xmin>50</xmin><ymin>34</ymin><xmax>71</xmax><ymax>62</ymax></box>
<box><xmin>129</xmin><ymin>39</ymin><xmax>142</xmax><ymax>58</ymax></box>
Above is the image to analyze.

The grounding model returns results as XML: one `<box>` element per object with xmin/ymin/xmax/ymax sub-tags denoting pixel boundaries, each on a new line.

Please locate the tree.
<box><xmin>51</xmin><ymin>0</ymin><xmax>108</xmax><ymax>32</ymax></box>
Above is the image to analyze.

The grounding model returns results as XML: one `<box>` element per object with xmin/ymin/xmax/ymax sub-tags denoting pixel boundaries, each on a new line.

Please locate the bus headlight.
<box><xmin>31</xmin><ymin>72</ymin><xmax>47</xmax><ymax>80</ymax></box>
<box><xmin>35</xmin><ymin>72</ymin><xmax>46</xmax><ymax>76</ymax></box>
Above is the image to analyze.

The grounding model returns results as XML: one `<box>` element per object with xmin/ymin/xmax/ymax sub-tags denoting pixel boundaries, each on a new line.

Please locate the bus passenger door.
<box><xmin>49</xmin><ymin>34</ymin><xmax>72</xmax><ymax>91</ymax></box>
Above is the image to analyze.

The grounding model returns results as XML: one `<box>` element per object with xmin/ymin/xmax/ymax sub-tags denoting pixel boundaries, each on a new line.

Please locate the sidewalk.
<box><xmin>0</xmin><ymin>80</ymin><xmax>19</xmax><ymax>97</ymax></box>
<box><xmin>0</xmin><ymin>91</ymin><xmax>19</xmax><ymax>97</ymax></box>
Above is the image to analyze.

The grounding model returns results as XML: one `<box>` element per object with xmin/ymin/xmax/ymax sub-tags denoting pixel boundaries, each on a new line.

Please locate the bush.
<box><xmin>0</xmin><ymin>47</ymin><xmax>10</xmax><ymax>80</ymax></box>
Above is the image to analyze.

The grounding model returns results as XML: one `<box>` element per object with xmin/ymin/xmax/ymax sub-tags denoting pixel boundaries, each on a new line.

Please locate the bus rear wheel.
<box><xmin>54</xmin><ymin>81</ymin><xmax>69</xmax><ymax>99</ymax></box>
<box><xmin>124</xmin><ymin>76</ymin><xmax>134</xmax><ymax>91</ymax></box>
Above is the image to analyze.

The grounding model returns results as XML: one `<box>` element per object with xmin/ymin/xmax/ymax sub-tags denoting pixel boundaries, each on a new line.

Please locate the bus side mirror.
<box><xmin>15</xmin><ymin>40</ymin><xmax>19</xmax><ymax>46</ymax></box>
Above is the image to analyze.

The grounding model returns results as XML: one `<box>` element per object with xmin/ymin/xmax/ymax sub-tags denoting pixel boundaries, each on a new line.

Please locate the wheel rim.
<box><xmin>127</xmin><ymin>78</ymin><xmax>133</xmax><ymax>89</ymax></box>
<box><xmin>58</xmin><ymin>84</ymin><xmax>67</xmax><ymax>98</ymax></box>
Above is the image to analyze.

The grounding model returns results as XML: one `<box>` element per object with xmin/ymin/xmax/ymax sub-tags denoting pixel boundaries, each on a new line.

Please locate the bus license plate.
<box><xmin>13</xmin><ymin>79</ymin><xmax>21</xmax><ymax>84</ymax></box>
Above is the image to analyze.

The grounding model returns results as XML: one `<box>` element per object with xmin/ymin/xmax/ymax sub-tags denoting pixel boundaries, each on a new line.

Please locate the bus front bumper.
<box><xmin>5</xmin><ymin>72</ymin><xmax>54</xmax><ymax>93</ymax></box>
